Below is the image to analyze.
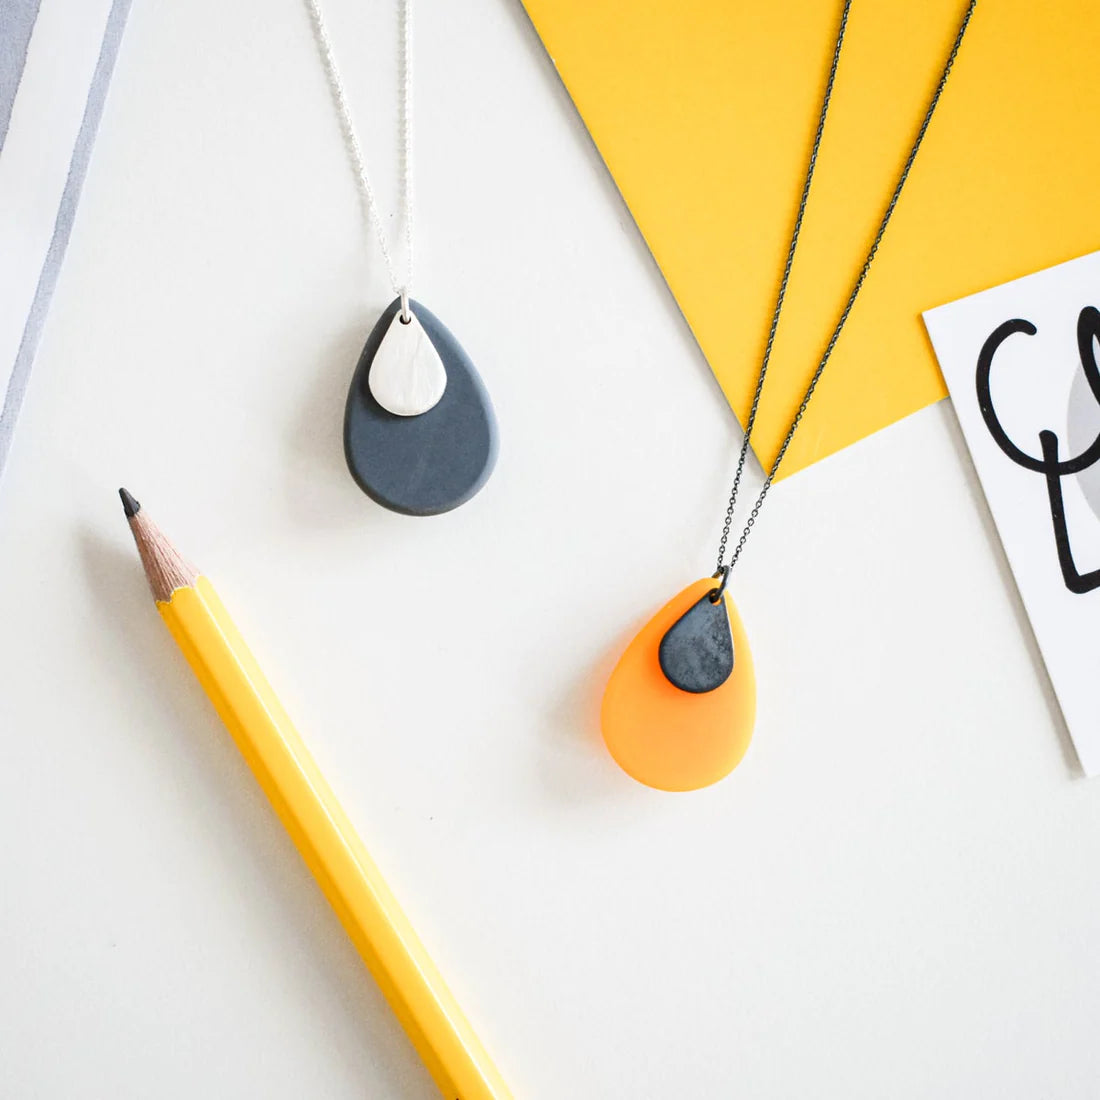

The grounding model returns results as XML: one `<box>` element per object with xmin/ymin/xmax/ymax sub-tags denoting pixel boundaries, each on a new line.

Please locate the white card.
<box><xmin>924</xmin><ymin>252</ymin><xmax>1100</xmax><ymax>774</ymax></box>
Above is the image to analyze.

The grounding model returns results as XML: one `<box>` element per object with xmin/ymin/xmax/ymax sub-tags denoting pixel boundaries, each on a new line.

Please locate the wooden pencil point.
<box><xmin>119</xmin><ymin>491</ymin><xmax>198</xmax><ymax>602</ymax></box>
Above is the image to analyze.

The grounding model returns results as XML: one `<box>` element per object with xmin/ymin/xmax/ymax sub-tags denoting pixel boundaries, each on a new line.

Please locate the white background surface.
<box><xmin>2</xmin><ymin>2</ymin><xmax>1098</xmax><ymax>1097</ymax></box>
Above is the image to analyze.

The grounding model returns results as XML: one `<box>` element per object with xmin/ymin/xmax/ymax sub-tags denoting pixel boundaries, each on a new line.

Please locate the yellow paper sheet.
<box><xmin>521</xmin><ymin>0</ymin><xmax>1100</xmax><ymax>478</ymax></box>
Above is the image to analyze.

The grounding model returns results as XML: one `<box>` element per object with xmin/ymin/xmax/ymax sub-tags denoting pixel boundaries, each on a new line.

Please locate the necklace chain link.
<box><xmin>305</xmin><ymin>0</ymin><xmax>413</xmax><ymax>301</ymax></box>
<box><xmin>714</xmin><ymin>0</ymin><xmax>977</xmax><ymax>577</ymax></box>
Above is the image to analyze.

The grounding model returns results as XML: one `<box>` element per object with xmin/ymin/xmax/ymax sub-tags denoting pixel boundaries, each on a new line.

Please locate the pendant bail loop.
<box><xmin>710</xmin><ymin>564</ymin><xmax>731</xmax><ymax>603</ymax></box>
<box><xmin>399</xmin><ymin>288</ymin><xmax>411</xmax><ymax>324</ymax></box>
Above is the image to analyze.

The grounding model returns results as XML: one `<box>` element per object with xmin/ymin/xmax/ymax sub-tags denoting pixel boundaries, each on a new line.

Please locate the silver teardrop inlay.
<box><xmin>367</xmin><ymin>308</ymin><xmax>447</xmax><ymax>416</ymax></box>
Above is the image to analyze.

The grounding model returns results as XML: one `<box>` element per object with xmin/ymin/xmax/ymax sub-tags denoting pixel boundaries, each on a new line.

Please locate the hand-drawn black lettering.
<box><xmin>976</xmin><ymin>306</ymin><xmax>1100</xmax><ymax>594</ymax></box>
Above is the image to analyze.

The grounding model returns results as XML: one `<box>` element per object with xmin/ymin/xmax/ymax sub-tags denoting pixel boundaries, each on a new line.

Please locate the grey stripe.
<box><xmin>0</xmin><ymin>0</ymin><xmax>133</xmax><ymax>483</ymax></box>
<box><xmin>0</xmin><ymin>0</ymin><xmax>41</xmax><ymax>153</ymax></box>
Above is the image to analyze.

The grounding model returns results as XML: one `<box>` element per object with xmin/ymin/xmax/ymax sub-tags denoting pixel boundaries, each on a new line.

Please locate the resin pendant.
<box><xmin>602</xmin><ymin>578</ymin><xmax>756</xmax><ymax>791</ymax></box>
<box><xmin>344</xmin><ymin>297</ymin><xmax>498</xmax><ymax>516</ymax></box>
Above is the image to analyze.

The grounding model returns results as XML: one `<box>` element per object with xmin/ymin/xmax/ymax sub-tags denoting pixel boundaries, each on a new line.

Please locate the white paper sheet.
<box><xmin>925</xmin><ymin>251</ymin><xmax>1100</xmax><ymax>774</ymax></box>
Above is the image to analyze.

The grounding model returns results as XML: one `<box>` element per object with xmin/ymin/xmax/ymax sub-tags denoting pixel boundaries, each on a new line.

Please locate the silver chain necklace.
<box><xmin>305</xmin><ymin>0</ymin><xmax>500</xmax><ymax>517</ymax></box>
<box><xmin>305</xmin><ymin>0</ymin><xmax>414</xmax><ymax>314</ymax></box>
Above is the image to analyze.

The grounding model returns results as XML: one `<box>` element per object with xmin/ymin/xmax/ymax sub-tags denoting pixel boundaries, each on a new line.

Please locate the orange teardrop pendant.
<box><xmin>601</xmin><ymin>578</ymin><xmax>756</xmax><ymax>791</ymax></box>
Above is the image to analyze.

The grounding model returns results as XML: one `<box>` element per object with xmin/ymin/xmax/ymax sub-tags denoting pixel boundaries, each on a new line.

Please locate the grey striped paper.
<box><xmin>0</xmin><ymin>0</ymin><xmax>132</xmax><ymax>482</ymax></box>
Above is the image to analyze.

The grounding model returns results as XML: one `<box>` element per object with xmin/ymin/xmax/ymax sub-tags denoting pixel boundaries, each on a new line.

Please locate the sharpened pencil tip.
<box><xmin>119</xmin><ymin>487</ymin><xmax>141</xmax><ymax>518</ymax></box>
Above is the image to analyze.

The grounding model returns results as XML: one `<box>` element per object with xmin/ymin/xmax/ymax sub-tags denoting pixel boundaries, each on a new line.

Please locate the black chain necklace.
<box><xmin>715</xmin><ymin>0</ymin><xmax>977</xmax><ymax>586</ymax></box>
<box><xmin>602</xmin><ymin>0</ymin><xmax>978</xmax><ymax>792</ymax></box>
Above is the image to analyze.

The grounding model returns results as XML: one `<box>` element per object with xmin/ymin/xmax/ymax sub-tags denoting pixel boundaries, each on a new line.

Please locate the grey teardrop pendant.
<box><xmin>344</xmin><ymin>298</ymin><xmax>498</xmax><ymax>516</ymax></box>
<box><xmin>658</xmin><ymin>592</ymin><xmax>735</xmax><ymax>694</ymax></box>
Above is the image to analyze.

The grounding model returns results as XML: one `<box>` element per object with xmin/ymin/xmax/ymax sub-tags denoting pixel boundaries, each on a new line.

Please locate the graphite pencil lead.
<box><xmin>119</xmin><ymin>487</ymin><xmax>141</xmax><ymax>518</ymax></box>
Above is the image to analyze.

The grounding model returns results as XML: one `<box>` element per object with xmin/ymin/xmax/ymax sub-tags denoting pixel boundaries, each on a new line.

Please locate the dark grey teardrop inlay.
<box><xmin>658</xmin><ymin>593</ymin><xmax>735</xmax><ymax>694</ymax></box>
<box><xmin>344</xmin><ymin>298</ymin><xmax>498</xmax><ymax>516</ymax></box>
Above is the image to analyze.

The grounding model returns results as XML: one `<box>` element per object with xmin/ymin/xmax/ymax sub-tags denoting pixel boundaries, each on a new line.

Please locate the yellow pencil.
<box><xmin>120</xmin><ymin>488</ymin><xmax>511</xmax><ymax>1100</ymax></box>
